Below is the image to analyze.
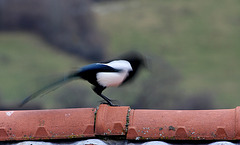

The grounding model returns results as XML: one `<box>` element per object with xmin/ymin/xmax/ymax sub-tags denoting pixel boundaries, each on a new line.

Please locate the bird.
<box><xmin>19</xmin><ymin>52</ymin><xmax>145</xmax><ymax>107</ymax></box>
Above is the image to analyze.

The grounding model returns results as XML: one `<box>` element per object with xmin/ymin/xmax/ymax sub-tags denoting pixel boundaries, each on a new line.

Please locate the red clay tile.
<box><xmin>175</xmin><ymin>126</ymin><xmax>188</xmax><ymax>139</ymax></box>
<box><xmin>126</xmin><ymin>108</ymin><xmax>239</xmax><ymax>140</ymax></box>
<box><xmin>235</xmin><ymin>106</ymin><xmax>240</xmax><ymax>139</ymax></box>
<box><xmin>0</xmin><ymin>108</ymin><xmax>96</xmax><ymax>141</ymax></box>
<box><xmin>95</xmin><ymin>104</ymin><xmax>130</xmax><ymax>136</ymax></box>
<box><xmin>1</xmin><ymin>104</ymin><xmax>240</xmax><ymax>141</ymax></box>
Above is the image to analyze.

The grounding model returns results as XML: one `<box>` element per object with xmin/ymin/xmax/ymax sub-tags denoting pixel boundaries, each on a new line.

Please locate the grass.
<box><xmin>0</xmin><ymin>32</ymin><xmax>86</xmax><ymax>108</ymax></box>
<box><xmin>1</xmin><ymin>0</ymin><xmax>240</xmax><ymax>109</ymax></box>
<box><xmin>94</xmin><ymin>0</ymin><xmax>240</xmax><ymax>108</ymax></box>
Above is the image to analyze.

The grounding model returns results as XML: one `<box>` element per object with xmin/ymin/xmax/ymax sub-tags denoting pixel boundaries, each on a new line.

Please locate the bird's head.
<box><xmin>118</xmin><ymin>51</ymin><xmax>147</xmax><ymax>84</ymax></box>
<box><xmin>120</xmin><ymin>51</ymin><xmax>146</xmax><ymax>71</ymax></box>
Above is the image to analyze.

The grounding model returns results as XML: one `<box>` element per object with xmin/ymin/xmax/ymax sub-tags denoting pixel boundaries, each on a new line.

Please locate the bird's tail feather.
<box><xmin>19</xmin><ymin>74</ymin><xmax>78</xmax><ymax>107</ymax></box>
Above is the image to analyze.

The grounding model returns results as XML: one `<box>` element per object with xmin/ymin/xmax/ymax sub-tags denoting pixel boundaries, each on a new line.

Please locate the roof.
<box><xmin>1</xmin><ymin>104</ymin><xmax>240</xmax><ymax>144</ymax></box>
<box><xmin>3</xmin><ymin>140</ymin><xmax>239</xmax><ymax>145</ymax></box>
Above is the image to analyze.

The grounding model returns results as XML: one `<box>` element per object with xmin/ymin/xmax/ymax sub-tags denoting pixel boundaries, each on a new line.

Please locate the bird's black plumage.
<box><xmin>77</xmin><ymin>63</ymin><xmax>120</xmax><ymax>87</ymax></box>
<box><xmin>20</xmin><ymin>52</ymin><xmax>144</xmax><ymax>107</ymax></box>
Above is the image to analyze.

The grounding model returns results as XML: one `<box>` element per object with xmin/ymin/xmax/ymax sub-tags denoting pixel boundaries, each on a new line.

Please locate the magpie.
<box><xmin>19</xmin><ymin>52</ymin><xmax>144</xmax><ymax>107</ymax></box>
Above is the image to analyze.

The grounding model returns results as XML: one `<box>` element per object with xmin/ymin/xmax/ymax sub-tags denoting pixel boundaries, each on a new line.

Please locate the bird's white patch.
<box><xmin>6</xmin><ymin>111</ymin><xmax>14</xmax><ymax>116</ymax></box>
<box><xmin>105</xmin><ymin>60</ymin><xmax>132</xmax><ymax>71</ymax></box>
<box><xmin>97</xmin><ymin>60</ymin><xmax>132</xmax><ymax>87</ymax></box>
<box><xmin>97</xmin><ymin>71</ymin><xmax>129</xmax><ymax>87</ymax></box>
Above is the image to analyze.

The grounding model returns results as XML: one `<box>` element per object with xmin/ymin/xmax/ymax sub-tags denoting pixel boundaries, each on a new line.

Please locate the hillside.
<box><xmin>93</xmin><ymin>0</ymin><xmax>240</xmax><ymax>108</ymax></box>
<box><xmin>1</xmin><ymin>0</ymin><xmax>240</xmax><ymax>109</ymax></box>
<box><xmin>0</xmin><ymin>32</ymin><xmax>92</xmax><ymax>109</ymax></box>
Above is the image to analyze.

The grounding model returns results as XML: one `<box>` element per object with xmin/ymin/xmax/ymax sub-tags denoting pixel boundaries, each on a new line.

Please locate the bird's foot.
<box><xmin>109</xmin><ymin>103</ymin><xmax>119</xmax><ymax>106</ymax></box>
<box><xmin>98</xmin><ymin>100</ymin><xmax>119</xmax><ymax>106</ymax></box>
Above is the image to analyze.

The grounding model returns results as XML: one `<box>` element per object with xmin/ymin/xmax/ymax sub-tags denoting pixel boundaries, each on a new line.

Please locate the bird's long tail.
<box><xmin>19</xmin><ymin>73</ymin><xmax>79</xmax><ymax>107</ymax></box>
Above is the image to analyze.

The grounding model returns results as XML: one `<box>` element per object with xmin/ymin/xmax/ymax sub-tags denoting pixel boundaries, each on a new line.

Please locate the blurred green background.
<box><xmin>0</xmin><ymin>0</ymin><xmax>240</xmax><ymax>110</ymax></box>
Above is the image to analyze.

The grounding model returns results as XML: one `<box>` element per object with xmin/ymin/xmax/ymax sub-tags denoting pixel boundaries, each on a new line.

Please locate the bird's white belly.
<box><xmin>96</xmin><ymin>71</ymin><xmax>128</xmax><ymax>87</ymax></box>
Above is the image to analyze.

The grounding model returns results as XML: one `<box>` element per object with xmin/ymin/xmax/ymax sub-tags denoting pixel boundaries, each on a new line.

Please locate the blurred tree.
<box><xmin>179</xmin><ymin>92</ymin><xmax>215</xmax><ymax>110</ymax></box>
<box><xmin>132</xmin><ymin>57</ymin><xmax>183</xmax><ymax>109</ymax></box>
<box><xmin>132</xmin><ymin>56</ymin><xmax>215</xmax><ymax>110</ymax></box>
<box><xmin>57</xmin><ymin>85</ymin><xmax>90</xmax><ymax>108</ymax></box>
<box><xmin>0</xmin><ymin>0</ymin><xmax>106</xmax><ymax>61</ymax></box>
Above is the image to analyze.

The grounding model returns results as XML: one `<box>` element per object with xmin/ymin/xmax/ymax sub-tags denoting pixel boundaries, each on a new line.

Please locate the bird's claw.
<box><xmin>109</xmin><ymin>103</ymin><xmax>119</xmax><ymax>106</ymax></box>
<box><xmin>99</xmin><ymin>100</ymin><xmax>119</xmax><ymax>106</ymax></box>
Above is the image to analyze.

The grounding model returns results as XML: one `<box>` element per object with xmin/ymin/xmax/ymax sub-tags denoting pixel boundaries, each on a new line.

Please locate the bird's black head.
<box><xmin>119</xmin><ymin>52</ymin><xmax>145</xmax><ymax>84</ymax></box>
<box><xmin>123</xmin><ymin>53</ymin><xmax>144</xmax><ymax>70</ymax></box>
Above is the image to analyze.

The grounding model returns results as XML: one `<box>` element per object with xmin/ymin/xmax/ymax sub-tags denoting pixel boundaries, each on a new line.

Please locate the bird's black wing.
<box><xmin>77</xmin><ymin>63</ymin><xmax>121</xmax><ymax>86</ymax></box>
<box><xmin>78</xmin><ymin>63</ymin><xmax>121</xmax><ymax>80</ymax></box>
<box><xmin>79</xmin><ymin>63</ymin><xmax>120</xmax><ymax>73</ymax></box>
<box><xmin>19</xmin><ymin>76</ymin><xmax>76</xmax><ymax>107</ymax></box>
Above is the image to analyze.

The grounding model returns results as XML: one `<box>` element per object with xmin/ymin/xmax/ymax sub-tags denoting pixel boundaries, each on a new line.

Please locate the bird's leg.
<box><xmin>92</xmin><ymin>86</ymin><xmax>117</xmax><ymax>106</ymax></box>
<box><xmin>99</xmin><ymin>94</ymin><xmax>116</xmax><ymax>106</ymax></box>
